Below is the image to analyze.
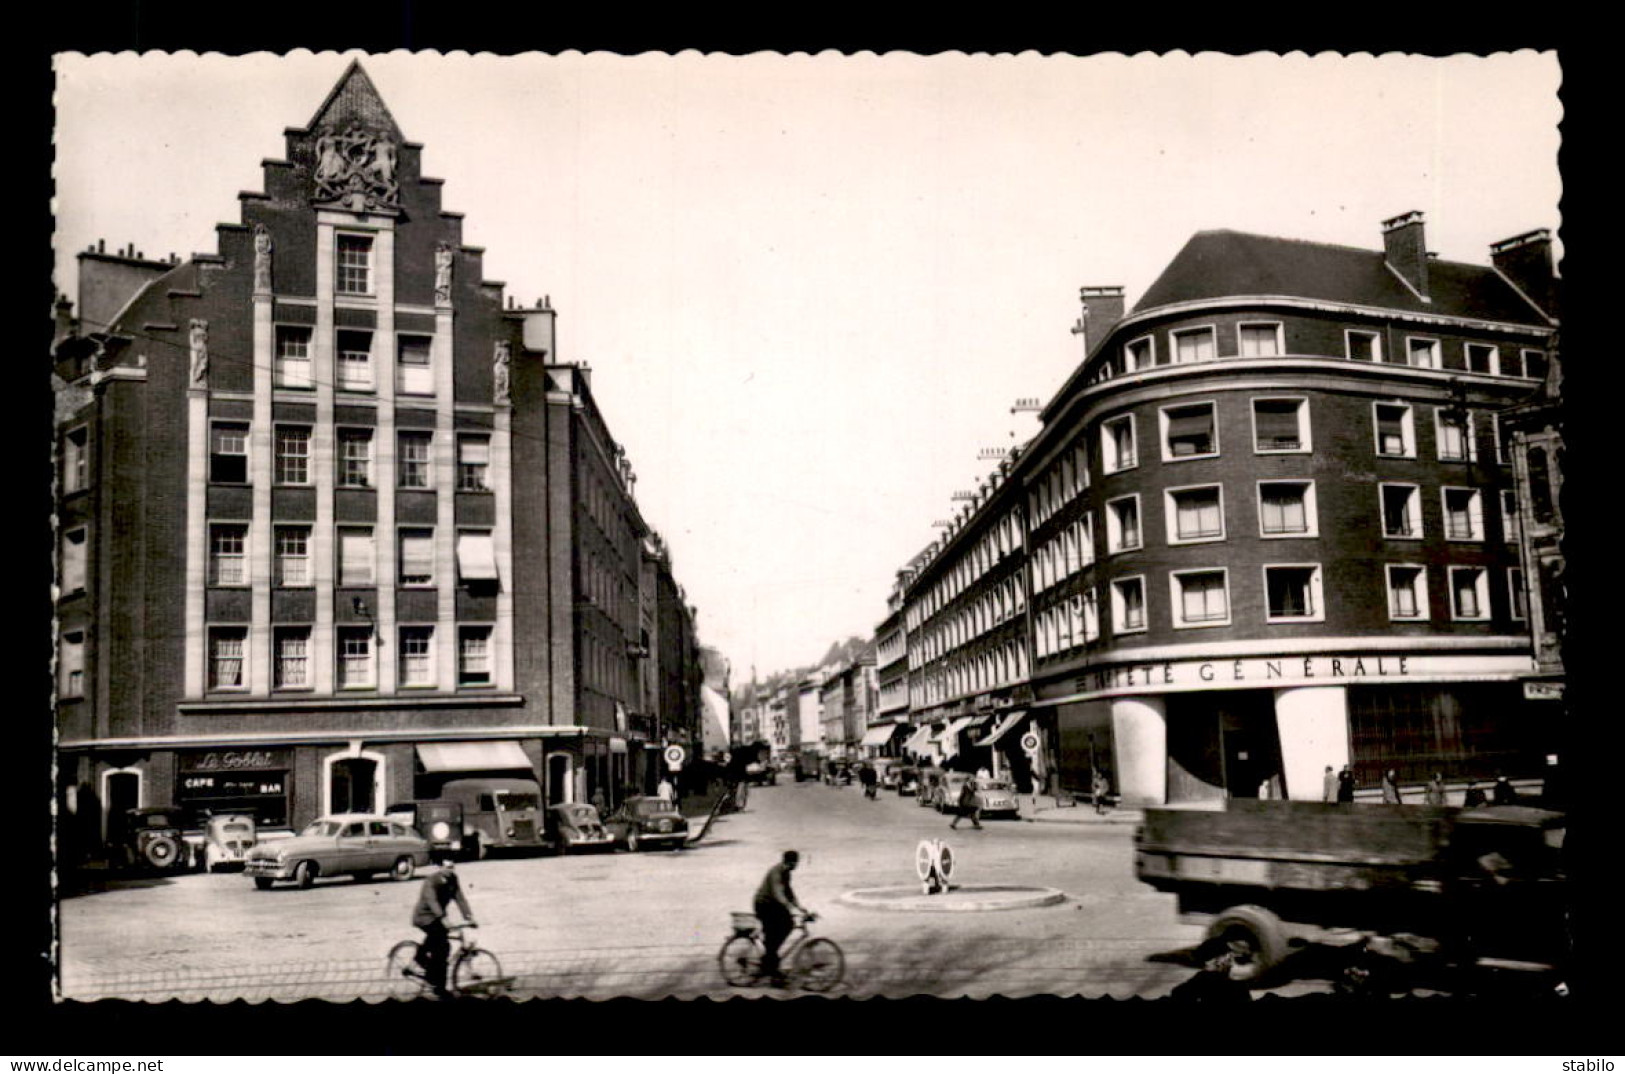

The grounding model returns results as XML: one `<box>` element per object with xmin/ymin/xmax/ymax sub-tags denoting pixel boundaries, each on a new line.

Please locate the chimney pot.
<box><xmin>1381</xmin><ymin>211</ymin><xmax>1429</xmax><ymax>299</ymax></box>
<box><xmin>98</xmin><ymin>239</ymin><xmax>105</xmax><ymax>253</ymax></box>
<box><xmin>1490</xmin><ymin>228</ymin><xmax>1557</xmax><ymax>316</ymax></box>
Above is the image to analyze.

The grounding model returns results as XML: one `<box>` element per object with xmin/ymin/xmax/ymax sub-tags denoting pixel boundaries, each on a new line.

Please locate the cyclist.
<box><xmin>753</xmin><ymin>849</ymin><xmax>808</xmax><ymax>987</ymax></box>
<box><xmin>412</xmin><ymin>860</ymin><xmax>477</xmax><ymax>998</ymax></box>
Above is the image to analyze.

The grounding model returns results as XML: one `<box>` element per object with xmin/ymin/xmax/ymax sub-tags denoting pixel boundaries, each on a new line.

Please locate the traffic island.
<box><xmin>838</xmin><ymin>884</ymin><xmax>1066</xmax><ymax>913</ymax></box>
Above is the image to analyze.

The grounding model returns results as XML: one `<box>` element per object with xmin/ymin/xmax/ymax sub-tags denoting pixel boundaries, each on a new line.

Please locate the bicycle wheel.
<box><xmin>791</xmin><ymin>938</ymin><xmax>845</xmax><ymax>993</ymax></box>
<box><xmin>718</xmin><ymin>935</ymin><xmax>761</xmax><ymax>987</ymax></box>
<box><xmin>452</xmin><ymin>947</ymin><xmax>507</xmax><ymax>996</ymax></box>
<box><xmin>386</xmin><ymin>940</ymin><xmax>422</xmax><ymax>986</ymax></box>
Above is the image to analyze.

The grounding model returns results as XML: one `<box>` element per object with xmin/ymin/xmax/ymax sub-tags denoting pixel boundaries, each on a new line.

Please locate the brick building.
<box><xmin>901</xmin><ymin>213</ymin><xmax>1559</xmax><ymax>804</ymax></box>
<box><xmin>52</xmin><ymin>62</ymin><xmax>702</xmax><ymax>859</ymax></box>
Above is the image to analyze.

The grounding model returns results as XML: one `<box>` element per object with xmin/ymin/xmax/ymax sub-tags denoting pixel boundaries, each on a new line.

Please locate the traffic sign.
<box><xmin>1019</xmin><ymin>732</ymin><xmax>1040</xmax><ymax>754</ymax></box>
<box><xmin>663</xmin><ymin>745</ymin><xmax>686</xmax><ymax>768</ymax></box>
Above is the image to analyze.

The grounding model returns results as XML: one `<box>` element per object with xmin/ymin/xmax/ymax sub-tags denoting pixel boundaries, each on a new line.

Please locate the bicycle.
<box><xmin>386</xmin><ymin>923</ymin><xmax>513</xmax><ymax>998</ymax></box>
<box><xmin>717</xmin><ymin>911</ymin><xmax>845</xmax><ymax>992</ymax></box>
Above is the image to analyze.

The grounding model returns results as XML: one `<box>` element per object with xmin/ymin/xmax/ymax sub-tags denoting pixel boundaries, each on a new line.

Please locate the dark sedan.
<box><xmin>604</xmin><ymin>796</ymin><xmax>690</xmax><ymax>852</ymax></box>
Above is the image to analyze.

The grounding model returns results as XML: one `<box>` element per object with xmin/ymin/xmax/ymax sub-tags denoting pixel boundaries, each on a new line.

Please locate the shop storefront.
<box><xmin>176</xmin><ymin>748</ymin><xmax>291</xmax><ymax>828</ymax></box>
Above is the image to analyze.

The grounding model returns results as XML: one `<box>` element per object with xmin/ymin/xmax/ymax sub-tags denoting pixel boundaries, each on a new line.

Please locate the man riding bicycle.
<box><xmin>753</xmin><ymin>849</ymin><xmax>808</xmax><ymax>987</ymax></box>
<box><xmin>413</xmin><ymin>860</ymin><xmax>476</xmax><ymax>998</ymax></box>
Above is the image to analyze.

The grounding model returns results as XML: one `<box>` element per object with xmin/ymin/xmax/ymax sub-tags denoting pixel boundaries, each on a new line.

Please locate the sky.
<box><xmin>51</xmin><ymin>50</ymin><xmax>1563</xmax><ymax>679</ymax></box>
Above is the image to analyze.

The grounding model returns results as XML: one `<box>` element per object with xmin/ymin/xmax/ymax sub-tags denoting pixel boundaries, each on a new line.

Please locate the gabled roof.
<box><xmin>1133</xmin><ymin>229</ymin><xmax>1552</xmax><ymax>327</ymax></box>
<box><xmin>305</xmin><ymin>59</ymin><xmax>403</xmax><ymax>140</ymax></box>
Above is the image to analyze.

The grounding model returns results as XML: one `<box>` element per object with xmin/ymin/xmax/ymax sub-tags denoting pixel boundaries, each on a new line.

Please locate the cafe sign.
<box><xmin>1065</xmin><ymin>652</ymin><xmax>1531</xmax><ymax>700</ymax></box>
<box><xmin>181</xmin><ymin>749</ymin><xmax>291</xmax><ymax>773</ymax></box>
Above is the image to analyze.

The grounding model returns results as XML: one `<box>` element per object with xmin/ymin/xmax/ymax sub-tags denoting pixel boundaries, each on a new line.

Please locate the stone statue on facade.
<box><xmin>434</xmin><ymin>243</ymin><xmax>454</xmax><ymax>305</ymax></box>
<box><xmin>253</xmin><ymin>224</ymin><xmax>273</xmax><ymax>293</ymax></box>
<box><xmin>493</xmin><ymin>340</ymin><xmax>511</xmax><ymax>405</ymax></box>
<box><xmin>189</xmin><ymin>319</ymin><xmax>209</xmax><ymax>386</ymax></box>
<box><xmin>312</xmin><ymin>124</ymin><xmax>400</xmax><ymax>210</ymax></box>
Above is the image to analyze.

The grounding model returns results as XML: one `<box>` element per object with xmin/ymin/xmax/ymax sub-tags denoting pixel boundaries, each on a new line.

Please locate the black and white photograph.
<box><xmin>43</xmin><ymin>44</ymin><xmax>1593</xmax><ymax>1033</ymax></box>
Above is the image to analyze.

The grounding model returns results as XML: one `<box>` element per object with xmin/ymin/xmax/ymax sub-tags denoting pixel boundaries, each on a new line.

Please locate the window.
<box><xmin>1465</xmin><ymin>343</ymin><xmax>1498</xmax><ymax>375</ymax></box>
<box><xmin>1435</xmin><ymin>409</ymin><xmax>1474</xmax><ymax>462</ymax></box>
<box><xmin>1237</xmin><ymin>322</ymin><xmax>1282</xmax><ymax>357</ymax></box>
<box><xmin>1172</xmin><ymin>327</ymin><xmax>1216</xmax><ymax>364</ymax></box>
<box><xmin>1449</xmin><ymin>566</ymin><xmax>1490</xmax><ymax>621</ymax></box>
<box><xmin>275</xmin><ymin>427</ymin><xmax>311</xmax><ymax>485</ymax></box>
<box><xmin>1524</xmin><ymin>350</ymin><xmax>1549</xmax><ymax>383</ymax></box>
<box><xmin>1442</xmin><ymin>488</ymin><xmax>1484</xmax><ymax>541</ymax></box>
<box><xmin>1387</xmin><ymin>565</ymin><xmax>1429</xmax><ymax>621</ymax></box>
<box><xmin>1500</xmin><ymin>489</ymin><xmax>1520</xmax><ymax>543</ymax></box>
<box><xmin>1106</xmin><ymin>495</ymin><xmax>1141</xmax><ymax>553</ymax></box>
<box><xmin>1080</xmin><ymin>588</ymin><xmax>1100</xmax><ymax>642</ymax></box>
<box><xmin>458</xmin><ymin>626</ymin><xmax>493</xmax><ymax>686</ymax></box>
<box><xmin>399</xmin><ymin>626</ymin><xmax>435</xmax><ymax>687</ymax></box>
<box><xmin>397</xmin><ymin>337</ymin><xmax>433</xmax><ymax>395</ymax></box>
<box><xmin>337</xmin><ymin>428</ymin><xmax>373</xmax><ymax>488</ymax></box>
<box><xmin>335</xmin><ymin>234</ymin><xmax>373</xmax><ymax>295</ymax></box>
<box><xmin>274</xmin><ymin>627</ymin><xmax>310</xmax><ymax>689</ymax></box>
<box><xmin>1171</xmin><ymin>569</ymin><xmax>1229</xmax><ymax>627</ymax></box>
<box><xmin>276</xmin><ymin>526</ymin><xmax>311</xmax><ymax>587</ymax></box>
<box><xmin>59</xmin><ymin>631</ymin><xmax>85</xmax><ymax>697</ymax></box>
<box><xmin>209</xmin><ymin>627</ymin><xmax>248</xmax><ymax>690</ymax></box>
<box><xmin>275</xmin><ymin>326</ymin><xmax>313</xmax><ymax>388</ymax></box>
<box><xmin>1259</xmin><ymin>481</ymin><xmax>1315</xmax><ymax>537</ymax></box>
<box><xmin>456</xmin><ymin>530</ymin><xmax>499</xmax><ymax>584</ymax></box>
<box><xmin>210</xmin><ymin>423</ymin><xmax>249</xmax><ymax>484</ymax></box>
<box><xmin>1374</xmin><ymin>403</ymin><xmax>1415</xmax><ymax>457</ymax></box>
<box><xmin>1166</xmin><ymin>485</ymin><xmax>1224</xmax><ymax>543</ymax></box>
<box><xmin>1124</xmin><ymin>336</ymin><xmax>1154</xmax><ymax>372</ymax></box>
<box><xmin>209</xmin><ymin>524</ymin><xmax>248</xmax><ymax>586</ymax></box>
<box><xmin>337</xmin><ymin>626</ymin><xmax>375</xmax><ymax>688</ymax></box>
<box><xmin>338</xmin><ymin>527</ymin><xmax>375</xmax><ymax>586</ymax></box>
<box><xmin>336</xmin><ymin>330</ymin><xmax>373</xmax><ymax>391</ymax></box>
<box><xmin>458</xmin><ymin>436</ymin><xmax>491</xmax><ymax>491</ymax></box>
<box><xmin>1161</xmin><ymin>402</ymin><xmax>1217</xmax><ymax>459</ymax></box>
<box><xmin>61</xmin><ymin>528</ymin><xmax>87</xmax><ymax>595</ymax></box>
<box><xmin>1346</xmin><ymin>329</ymin><xmax>1381</xmax><ymax>362</ymax></box>
<box><xmin>1253</xmin><ymin>397</ymin><xmax>1308</xmax><ymax>452</ymax></box>
<box><xmin>63</xmin><ymin>427</ymin><xmax>89</xmax><ymax>493</ymax></box>
<box><xmin>399</xmin><ymin>528</ymin><xmax>435</xmax><ymax>586</ymax></box>
<box><xmin>1508</xmin><ymin>568</ymin><xmax>1528</xmax><ymax>621</ymax></box>
<box><xmin>1264</xmin><ymin>565</ymin><xmax>1323</xmax><ymax>622</ymax></box>
<box><xmin>1101</xmin><ymin>415</ymin><xmax>1136</xmax><ymax>473</ymax></box>
<box><xmin>398</xmin><ymin>431</ymin><xmax>433</xmax><ymax>489</ymax></box>
<box><xmin>1406</xmin><ymin>337</ymin><xmax>1441</xmax><ymax>369</ymax></box>
<box><xmin>1110</xmin><ymin>576</ymin><xmax>1146</xmax><ymax>634</ymax></box>
<box><xmin>1380</xmin><ymin>484</ymin><xmax>1422</xmax><ymax>539</ymax></box>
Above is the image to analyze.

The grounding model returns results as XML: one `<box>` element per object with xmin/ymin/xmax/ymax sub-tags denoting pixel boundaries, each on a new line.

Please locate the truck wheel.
<box><xmin>1210</xmin><ymin>905</ymin><xmax>1288</xmax><ymax>984</ymax></box>
<box><xmin>143</xmin><ymin>836</ymin><xmax>180</xmax><ymax>870</ymax></box>
<box><xmin>294</xmin><ymin>859</ymin><xmax>318</xmax><ymax>889</ymax></box>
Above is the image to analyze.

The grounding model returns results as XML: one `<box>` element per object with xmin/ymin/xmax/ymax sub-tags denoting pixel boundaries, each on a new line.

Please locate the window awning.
<box><xmin>609</xmin><ymin>737</ymin><xmax>628</xmax><ymax>754</ymax></box>
<box><xmin>859</xmin><ymin>725</ymin><xmax>896</xmax><ymax>747</ymax></box>
<box><xmin>975</xmin><ymin>709</ymin><xmax>1027</xmax><ymax>748</ymax></box>
<box><xmin>456</xmin><ymin>532</ymin><xmax>499</xmax><ymax>581</ymax></box>
<box><xmin>416</xmin><ymin>740</ymin><xmax>532</xmax><ymax>773</ymax></box>
<box><xmin>932</xmin><ymin>716</ymin><xmax>976</xmax><ymax>759</ymax></box>
<box><xmin>903</xmin><ymin>724</ymin><xmax>935</xmax><ymax>755</ymax></box>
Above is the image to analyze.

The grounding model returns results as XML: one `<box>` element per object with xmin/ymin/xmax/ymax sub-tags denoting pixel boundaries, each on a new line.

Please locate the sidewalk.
<box><xmin>1023</xmin><ymin>801</ymin><xmax>1143</xmax><ymax>827</ymax></box>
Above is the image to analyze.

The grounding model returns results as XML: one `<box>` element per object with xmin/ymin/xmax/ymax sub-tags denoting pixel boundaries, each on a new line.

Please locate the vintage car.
<box><xmin>385</xmin><ymin>800</ymin><xmax>464</xmax><ymax>862</ymax></box>
<box><xmin>243</xmin><ymin>813</ymin><xmax>431</xmax><ymax>889</ymax></box>
<box><xmin>916</xmin><ymin>769</ymin><xmax>948</xmax><ymax>808</ymax></box>
<box><xmin>201</xmin><ymin>813</ymin><xmax>257</xmax><ymax>872</ymax></box>
<box><xmin>895</xmin><ymin>765</ymin><xmax>921</xmax><ymax>797</ymax></box>
<box><xmin>546</xmin><ymin>802</ymin><xmax>613</xmax><ymax>853</ymax></box>
<box><xmin>604</xmin><ymin>795</ymin><xmax>690</xmax><ymax>852</ymax></box>
<box><xmin>118</xmin><ymin>806</ymin><xmax>191</xmax><ymax>873</ymax></box>
<box><xmin>934</xmin><ymin>773</ymin><xmax>1020</xmax><ymax>818</ymax></box>
<box><xmin>744</xmin><ymin>760</ymin><xmax>777</xmax><ymax>786</ymax></box>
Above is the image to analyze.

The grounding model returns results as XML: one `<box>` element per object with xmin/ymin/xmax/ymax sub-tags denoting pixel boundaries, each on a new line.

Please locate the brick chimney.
<box><xmin>1382</xmin><ymin>211</ymin><xmax>1429</xmax><ymax>300</ymax></box>
<box><xmin>1490</xmin><ymin>229</ymin><xmax>1557</xmax><ymax>316</ymax></box>
<box><xmin>1076</xmin><ymin>286</ymin><xmax>1125</xmax><ymax>354</ymax></box>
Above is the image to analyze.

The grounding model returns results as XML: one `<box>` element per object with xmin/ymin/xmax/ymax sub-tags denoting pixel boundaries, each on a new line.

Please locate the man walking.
<box><xmin>753</xmin><ymin>850</ymin><xmax>808</xmax><ymax>987</ymax></box>
<box><xmin>412</xmin><ymin>861</ymin><xmax>476</xmax><ymax>998</ymax></box>
<box><xmin>1323</xmin><ymin>765</ymin><xmax>1338</xmax><ymax>802</ymax></box>
<box><xmin>949</xmin><ymin>775</ymin><xmax>983</xmax><ymax>830</ymax></box>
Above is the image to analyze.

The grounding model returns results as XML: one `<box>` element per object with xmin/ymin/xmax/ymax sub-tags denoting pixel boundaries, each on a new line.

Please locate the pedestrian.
<box><xmin>1092</xmin><ymin>769</ymin><xmax>1111</xmax><ymax>814</ymax></box>
<box><xmin>411</xmin><ymin>861</ymin><xmax>476</xmax><ymax>999</ymax></box>
<box><xmin>859</xmin><ymin>762</ymin><xmax>878</xmax><ymax>800</ymax></box>
<box><xmin>1492</xmin><ymin>773</ymin><xmax>1519</xmax><ymax>805</ymax></box>
<box><xmin>1381</xmin><ymin>768</ymin><xmax>1403</xmax><ymax>804</ymax></box>
<box><xmin>1336</xmin><ymin>765</ymin><xmax>1355</xmax><ymax>803</ymax></box>
<box><xmin>656</xmin><ymin>776</ymin><xmax>675</xmax><ymax>804</ymax></box>
<box><xmin>949</xmin><ymin>775</ymin><xmax>983</xmax><ymax>830</ymax></box>
<box><xmin>590</xmin><ymin>786</ymin><xmax>606</xmax><ymax>814</ymax></box>
<box><xmin>752</xmin><ymin>850</ymin><xmax>809</xmax><ymax>987</ymax></box>
<box><xmin>1322</xmin><ymin>765</ymin><xmax>1338</xmax><ymax>803</ymax></box>
<box><xmin>1425</xmin><ymin>771</ymin><xmax>1447</xmax><ymax>806</ymax></box>
<box><xmin>1463</xmin><ymin>780</ymin><xmax>1488</xmax><ymax>808</ymax></box>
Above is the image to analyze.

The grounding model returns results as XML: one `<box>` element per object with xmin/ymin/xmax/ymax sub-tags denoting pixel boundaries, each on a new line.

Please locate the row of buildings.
<box><xmin>849</xmin><ymin>212</ymin><xmax>1566</xmax><ymax>804</ymax></box>
<box><xmin>733</xmin><ymin>654</ymin><xmax>882</xmax><ymax>767</ymax></box>
<box><xmin>51</xmin><ymin>64</ymin><xmax>708</xmax><ymax>860</ymax></box>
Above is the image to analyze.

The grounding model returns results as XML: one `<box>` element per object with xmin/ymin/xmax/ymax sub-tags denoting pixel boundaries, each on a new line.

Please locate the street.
<box><xmin>59</xmin><ymin>780</ymin><xmax>1236</xmax><ymax>1001</ymax></box>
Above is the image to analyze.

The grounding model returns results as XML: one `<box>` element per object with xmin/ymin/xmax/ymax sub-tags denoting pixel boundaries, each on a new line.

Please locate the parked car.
<box><xmin>895</xmin><ymin>765</ymin><xmax>921</xmax><ymax>797</ymax></box>
<box><xmin>385</xmin><ymin>800</ymin><xmax>464</xmax><ymax>862</ymax></box>
<box><xmin>745</xmin><ymin>761</ymin><xmax>777</xmax><ymax>786</ymax></box>
<box><xmin>971</xmin><ymin>778</ymin><xmax>1022</xmax><ymax>818</ymax></box>
<box><xmin>546</xmin><ymin>802</ymin><xmax>613</xmax><ymax>853</ymax></box>
<box><xmin>118</xmin><ymin>807</ymin><xmax>191</xmax><ymax>873</ymax></box>
<box><xmin>243</xmin><ymin>814</ymin><xmax>430</xmax><ymax>890</ymax></box>
<box><xmin>874</xmin><ymin>759</ymin><xmax>899</xmax><ymax>789</ymax></box>
<box><xmin>433</xmin><ymin>777</ymin><xmax>547</xmax><ymax>859</ymax></box>
<box><xmin>917</xmin><ymin>769</ymin><xmax>947</xmax><ymax>808</ymax></box>
<box><xmin>201</xmin><ymin>813</ymin><xmax>257</xmax><ymax>872</ymax></box>
<box><xmin>604</xmin><ymin>796</ymin><xmax>690</xmax><ymax>852</ymax></box>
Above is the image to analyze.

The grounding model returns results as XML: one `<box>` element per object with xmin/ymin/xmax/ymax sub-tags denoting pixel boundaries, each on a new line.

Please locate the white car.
<box><xmin>244</xmin><ymin>813</ymin><xmax>430</xmax><ymax>890</ymax></box>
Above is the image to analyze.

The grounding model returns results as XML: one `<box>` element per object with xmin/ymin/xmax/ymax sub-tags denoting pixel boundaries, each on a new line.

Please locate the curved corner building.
<box><xmin>902</xmin><ymin>212</ymin><xmax>1560</xmax><ymax>804</ymax></box>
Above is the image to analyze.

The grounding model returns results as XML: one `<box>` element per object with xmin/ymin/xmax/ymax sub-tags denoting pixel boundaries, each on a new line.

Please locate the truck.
<box><xmin>425</xmin><ymin>776</ymin><xmax>547</xmax><ymax>860</ymax></box>
<box><xmin>1134</xmin><ymin>799</ymin><xmax>1569</xmax><ymax>985</ymax></box>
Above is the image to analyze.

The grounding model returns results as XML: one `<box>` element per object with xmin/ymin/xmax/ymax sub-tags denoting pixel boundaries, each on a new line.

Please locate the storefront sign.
<box><xmin>1524</xmin><ymin>681</ymin><xmax>1565</xmax><ymax>700</ymax></box>
<box><xmin>1062</xmin><ymin>652</ymin><xmax>1528</xmax><ymax>700</ymax></box>
<box><xmin>181</xmin><ymin>749</ymin><xmax>290</xmax><ymax>773</ymax></box>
